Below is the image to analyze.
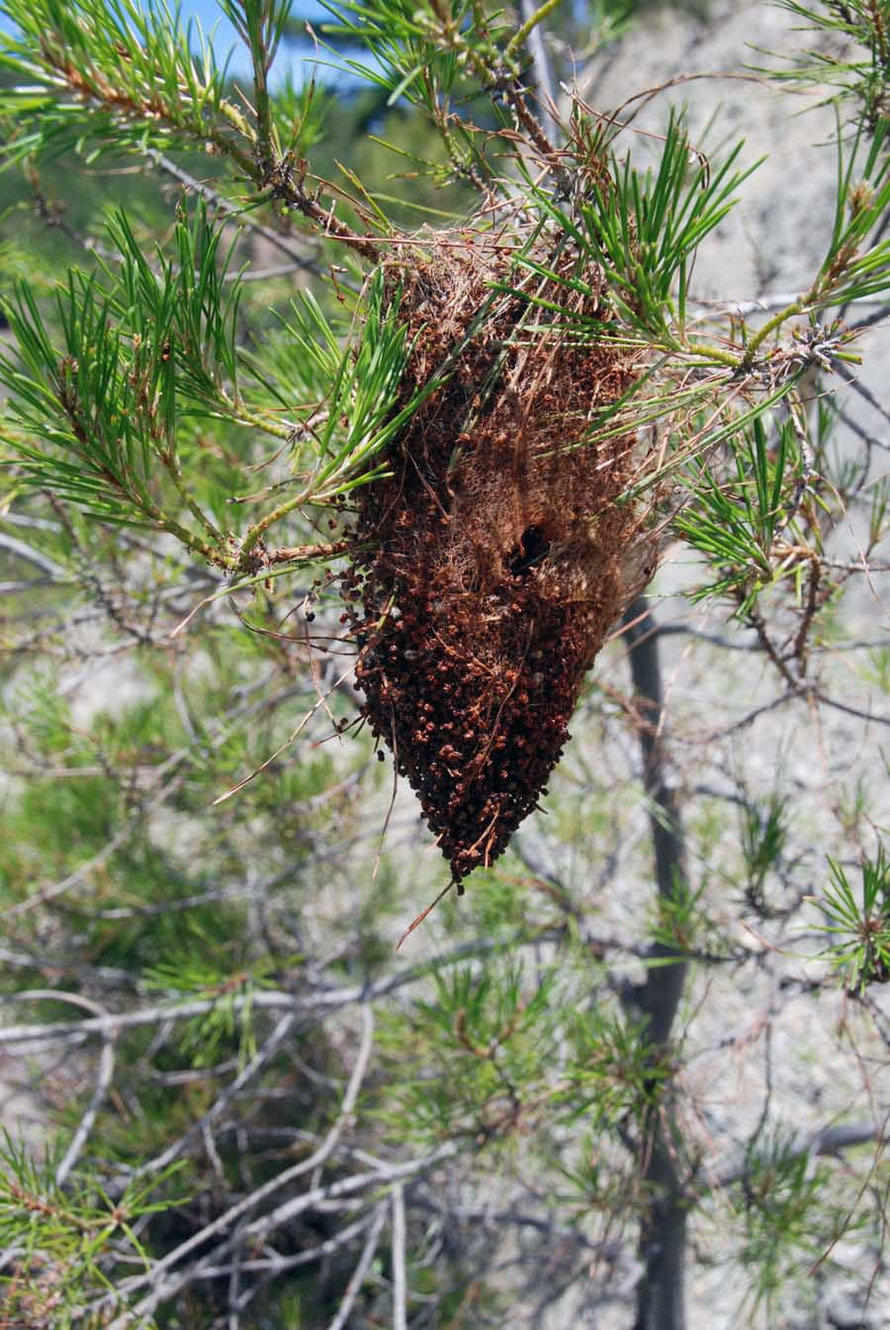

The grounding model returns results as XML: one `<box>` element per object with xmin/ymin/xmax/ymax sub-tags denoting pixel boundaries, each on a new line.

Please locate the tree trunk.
<box><xmin>622</xmin><ymin>598</ymin><xmax>689</xmax><ymax>1330</ymax></box>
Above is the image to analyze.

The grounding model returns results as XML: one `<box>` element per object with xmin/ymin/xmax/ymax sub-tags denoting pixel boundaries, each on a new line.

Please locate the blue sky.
<box><xmin>0</xmin><ymin>2</ymin><xmax>341</xmax><ymax>84</ymax></box>
<box><xmin>183</xmin><ymin>1</ymin><xmax>332</xmax><ymax>79</ymax></box>
<box><xmin>183</xmin><ymin>1</ymin><xmax>253</xmax><ymax>76</ymax></box>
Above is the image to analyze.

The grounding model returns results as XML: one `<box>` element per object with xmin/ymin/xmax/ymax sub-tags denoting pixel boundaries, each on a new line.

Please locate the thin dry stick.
<box><xmin>220</xmin><ymin>1219</ymin><xmax>383</xmax><ymax>1322</ymax></box>
<box><xmin>228</xmin><ymin>1212</ymin><xmax>378</xmax><ymax>1295</ymax></box>
<box><xmin>711</xmin><ymin>1119</ymin><xmax>887</xmax><ymax>1193</ymax></box>
<box><xmin>6</xmin><ymin>675</ymin><xmax>303</xmax><ymax>919</ymax></box>
<box><xmin>8</xmin><ymin>823</ymin><xmax>138</xmax><ymax>920</ymax></box>
<box><xmin>57</xmin><ymin>1035</ymin><xmax>115</xmax><ymax>1187</ymax></box>
<box><xmin>325</xmin><ymin>1205</ymin><xmax>388</xmax><ymax>1330</ymax></box>
<box><xmin>104</xmin><ymin>1145</ymin><xmax>459</xmax><ymax>1329</ymax></box>
<box><xmin>391</xmin><ymin>1183</ymin><xmax>408</xmax><ymax>1330</ymax></box>
<box><xmin>373</xmin><ymin>711</ymin><xmax>400</xmax><ymax>883</ymax></box>
<box><xmin>1</xmin><ymin>930</ymin><xmax>575</xmax><ymax>1051</ymax></box>
<box><xmin>10</xmin><ymin>990</ymin><xmax>116</xmax><ymax>1188</ymax></box>
<box><xmin>227</xmin><ymin>1249</ymin><xmax>242</xmax><ymax>1330</ymax></box>
<box><xmin>0</xmin><ymin>532</ymin><xmax>67</xmax><ymax>580</ymax></box>
<box><xmin>213</xmin><ymin>652</ymin><xmax>370</xmax><ymax>805</ymax></box>
<box><xmin>145</xmin><ymin>150</ymin><xmax>325</xmax><ymax>277</ymax></box>
<box><xmin>105</xmin><ymin>1004</ymin><xmax>375</xmax><ymax>1322</ymax></box>
<box><xmin>395</xmin><ymin>880</ymin><xmax>456</xmax><ymax>952</ymax></box>
<box><xmin>250</xmin><ymin>1146</ymin><xmax>458</xmax><ymax>1247</ymax></box>
<box><xmin>129</xmin><ymin>1012</ymin><xmax>297</xmax><ymax>1181</ymax></box>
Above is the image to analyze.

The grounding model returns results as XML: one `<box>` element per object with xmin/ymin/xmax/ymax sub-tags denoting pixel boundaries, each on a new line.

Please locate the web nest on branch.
<box><xmin>340</xmin><ymin>227</ymin><xmax>659</xmax><ymax>887</ymax></box>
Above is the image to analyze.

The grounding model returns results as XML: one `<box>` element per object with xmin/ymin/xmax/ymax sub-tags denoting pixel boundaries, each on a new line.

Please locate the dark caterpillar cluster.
<box><xmin>340</xmin><ymin>237</ymin><xmax>657</xmax><ymax>885</ymax></box>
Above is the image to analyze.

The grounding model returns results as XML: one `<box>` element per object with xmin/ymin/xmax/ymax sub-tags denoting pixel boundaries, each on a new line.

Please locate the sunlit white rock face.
<box><xmin>580</xmin><ymin>1</ymin><xmax>839</xmax><ymax>300</ymax></box>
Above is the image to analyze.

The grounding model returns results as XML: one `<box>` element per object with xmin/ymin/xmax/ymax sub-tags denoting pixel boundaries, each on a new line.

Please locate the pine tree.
<box><xmin>2</xmin><ymin>3</ymin><xmax>890</xmax><ymax>1328</ymax></box>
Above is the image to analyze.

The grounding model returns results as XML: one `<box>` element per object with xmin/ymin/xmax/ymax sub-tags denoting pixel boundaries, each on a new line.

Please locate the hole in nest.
<box><xmin>509</xmin><ymin>526</ymin><xmax>550</xmax><ymax>578</ymax></box>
